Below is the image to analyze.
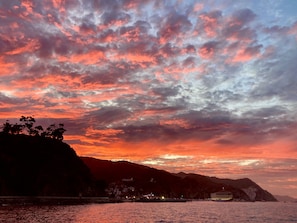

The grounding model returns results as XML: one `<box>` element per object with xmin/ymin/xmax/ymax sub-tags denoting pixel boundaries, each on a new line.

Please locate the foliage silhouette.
<box><xmin>1</xmin><ymin>116</ymin><xmax>66</xmax><ymax>141</ymax></box>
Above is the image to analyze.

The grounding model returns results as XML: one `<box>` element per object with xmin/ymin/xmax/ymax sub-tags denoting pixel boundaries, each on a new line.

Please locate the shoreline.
<box><xmin>0</xmin><ymin>196</ymin><xmax>192</xmax><ymax>205</ymax></box>
<box><xmin>0</xmin><ymin>196</ymin><xmax>114</xmax><ymax>206</ymax></box>
<box><xmin>1</xmin><ymin>196</ymin><xmax>277</xmax><ymax>206</ymax></box>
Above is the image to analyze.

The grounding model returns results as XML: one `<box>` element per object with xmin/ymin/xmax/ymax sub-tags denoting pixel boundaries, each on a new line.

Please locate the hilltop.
<box><xmin>0</xmin><ymin>133</ymin><xmax>94</xmax><ymax>196</ymax></box>
<box><xmin>81</xmin><ymin>157</ymin><xmax>277</xmax><ymax>201</ymax></box>
<box><xmin>0</xmin><ymin>133</ymin><xmax>276</xmax><ymax>201</ymax></box>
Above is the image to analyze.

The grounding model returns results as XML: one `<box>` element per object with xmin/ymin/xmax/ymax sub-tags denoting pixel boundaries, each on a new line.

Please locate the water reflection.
<box><xmin>0</xmin><ymin>202</ymin><xmax>296</xmax><ymax>223</ymax></box>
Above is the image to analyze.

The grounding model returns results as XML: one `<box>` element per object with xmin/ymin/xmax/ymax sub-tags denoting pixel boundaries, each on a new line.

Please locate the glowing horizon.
<box><xmin>1</xmin><ymin>0</ymin><xmax>297</xmax><ymax>198</ymax></box>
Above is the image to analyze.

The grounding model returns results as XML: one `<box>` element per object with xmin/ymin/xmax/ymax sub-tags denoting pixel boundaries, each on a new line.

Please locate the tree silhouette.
<box><xmin>11</xmin><ymin>123</ymin><xmax>23</xmax><ymax>135</ymax></box>
<box><xmin>1</xmin><ymin>121</ymin><xmax>23</xmax><ymax>135</ymax></box>
<box><xmin>53</xmin><ymin>124</ymin><xmax>66</xmax><ymax>140</ymax></box>
<box><xmin>2</xmin><ymin>120</ymin><xmax>12</xmax><ymax>134</ymax></box>
<box><xmin>20</xmin><ymin>116</ymin><xmax>36</xmax><ymax>135</ymax></box>
<box><xmin>46</xmin><ymin>123</ymin><xmax>66</xmax><ymax>140</ymax></box>
<box><xmin>34</xmin><ymin>125</ymin><xmax>44</xmax><ymax>136</ymax></box>
<box><xmin>0</xmin><ymin>116</ymin><xmax>66</xmax><ymax>141</ymax></box>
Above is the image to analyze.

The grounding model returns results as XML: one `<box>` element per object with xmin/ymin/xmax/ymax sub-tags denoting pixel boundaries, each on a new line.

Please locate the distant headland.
<box><xmin>0</xmin><ymin>117</ymin><xmax>277</xmax><ymax>204</ymax></box>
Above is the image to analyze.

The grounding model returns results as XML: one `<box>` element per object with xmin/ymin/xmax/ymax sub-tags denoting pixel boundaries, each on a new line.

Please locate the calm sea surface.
<box><xmin>0</xmin><ymin>201</ymin><xmax>296</xmax><ymax>223</ymax></box>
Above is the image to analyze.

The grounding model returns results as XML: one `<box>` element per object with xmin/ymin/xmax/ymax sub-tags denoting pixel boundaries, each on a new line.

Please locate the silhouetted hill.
<box><xmin>208</xmin><ymin>177</ymin><xmax>276</xmax><ymax>201</ymax></box>
<box><xmin>0</xmin><ymin>133</ymin><xmax>277</xmax><ymax>201</ymax></box>
<box><xmin>81</xmin><ymin>157</ymin><xmax>183</xmax><ymax>198</ymax></box>
<box><xmin>0</xmin><ymin>133</ymin><xmax>93</xmax><ymax>196</ymax></box>
<box><xmin>82</xmin><ymin>157</ymin><xmax>277</xmax><ymax>201</ymax></box>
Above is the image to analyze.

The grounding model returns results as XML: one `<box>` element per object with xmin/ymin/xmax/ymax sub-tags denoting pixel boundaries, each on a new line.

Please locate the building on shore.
<box><xmin>210</xmin><ymin>188</ymin><xmax>233</xmax><ymax>201</ymax></box>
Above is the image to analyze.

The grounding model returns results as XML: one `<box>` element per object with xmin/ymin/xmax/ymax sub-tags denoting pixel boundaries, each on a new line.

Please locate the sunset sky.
<box><xmin>1</xmin><ymin>0</ymin><xmax>297</xmax><ymax>198</ymax></box>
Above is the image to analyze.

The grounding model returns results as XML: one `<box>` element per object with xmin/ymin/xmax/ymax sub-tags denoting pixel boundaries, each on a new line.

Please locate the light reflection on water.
<box><xmin>0</xmin><ymin>201</ymin><xmax>296</xmax><ymax>223</ymax></box>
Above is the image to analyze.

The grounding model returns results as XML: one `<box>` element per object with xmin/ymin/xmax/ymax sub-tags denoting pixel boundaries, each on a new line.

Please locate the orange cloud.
<box><xmin>21</xmin><ymin>0</ymin><xmax>34</xmax><ymax>15</ymax></box>
<box><xmin>0</xmin><ymin>57</ymin><xmax>16</xmax><ymax>75</ymax></box>
<box><xmin>58</xmin><ymin>50</ymin><xmax>105</xmax><ymax>65</ymax></box>
<box><xmin>160</xmin><ymin>119</ymin><xmax>191</xmax><ymax>129</ymax></box>
<box><xmin>5</xmin><ymin>39</ymin><xmax>40</xmax><ymax>55</ymax></box>
<box><xmin>125</xmin><ymin>53</ymin><xmax>156</xmax><ymax>64</ymax></box>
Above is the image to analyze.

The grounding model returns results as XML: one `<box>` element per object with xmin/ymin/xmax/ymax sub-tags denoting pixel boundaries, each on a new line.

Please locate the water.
<box><xmin>0</xmin><ymin>201</ymin><xmax>296</xmax><ymax>223</ymax></box>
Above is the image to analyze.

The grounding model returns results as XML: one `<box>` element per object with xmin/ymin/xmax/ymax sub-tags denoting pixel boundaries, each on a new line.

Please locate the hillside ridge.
<box><xmin>0</xmin><ymin>133</ymin><xmax>276</xmax><ymax>201</ymax></box>
<box><xmin>81</xmin><ymin>157</ymin><xmax>277</xmax><ymax>201</ymax></box>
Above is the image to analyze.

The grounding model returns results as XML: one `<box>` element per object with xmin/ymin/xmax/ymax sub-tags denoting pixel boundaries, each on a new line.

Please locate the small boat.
<box><xmin>210</xmin><ymin>187</ymin><xmax>233</xmax><ymax>201</ymax></box>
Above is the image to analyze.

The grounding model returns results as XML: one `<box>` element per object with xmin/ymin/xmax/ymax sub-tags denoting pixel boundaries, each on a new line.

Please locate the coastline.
<box><xmin>0</xmin><ymin>196</ymin><xmax>114</xmax><ymax>206</ymax></box>
<box><xmin>0</xmin><ymin>196</ymin><xmax>192</xmax><ymax>206</ymax></box>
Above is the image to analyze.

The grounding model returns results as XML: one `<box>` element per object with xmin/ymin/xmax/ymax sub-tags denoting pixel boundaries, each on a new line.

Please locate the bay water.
<box><xmin>0</xmin><ymin>201</ymin><xmax>296</xmax><ymax>222</ymax></box>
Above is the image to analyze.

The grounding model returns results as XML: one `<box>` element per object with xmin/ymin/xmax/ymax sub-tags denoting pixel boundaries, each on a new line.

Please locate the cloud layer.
<box><xmin>1</xmin><ymin>0</ymin><xmax>297</xmax><ymax>197</ymax></box>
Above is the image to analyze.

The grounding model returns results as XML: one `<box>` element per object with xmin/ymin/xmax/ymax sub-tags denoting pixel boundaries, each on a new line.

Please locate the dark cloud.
<box><xmin>242</xmin><ymin>106</ymin><xmax>288</xmax><ymax>119</ymax></box>
<box><xmin>232</xmin><ymin>8</ymin><xmax>256</xmax><ymax>25</ymax></box>
<box><xmin>0</xmin><ymin>38</ymin><xmax>10</xmax><ymax>54</ymax></box>
<box><xmin>223</xmin><ymin>24</ymin><xmax>256</xmax><ymax>41</ymax></box>
<box><xmin>101</xmin><ymin>11</ymin><xmax>131</xmax><ymax>26</ymax></box>
<box><xmin>82</xmin><ymin>66</ymin><xmax>127</xmax><ymax>85</ymax></box>
<box><xmin>0</xmin><ymin>0</ymin><xmax>21</xmax><ymax>8</ymax></box>
<box><xmin>184</xmin><ymin>45</ymin><xmax>196</xmax><ymax>54</ymax></box>
<box><xmin>182</xmin><ymin>56</ymin><xmax>196</xmax><ymax>67</ymax></box>
<box><xmin>158</xmin><ymin>10</ymin><xmax>192</xmax><ymax>41</ymax></box>
<box><xmin>243</xmin><ymin>44</ymin><xmax>262</xmax><ymax>55</ymax></box>
<box><xmin>79</xmin><ymin>17</ymin><xmax>97</xmax><ymax>34</ymax></box>
<box><xmin>199</xmin><ymin>41</ymin><xmax>220</xmax><ymax>58</ymax></box>
<box><xmin>120</xmin><ymin>123</ymin><xmax>191</xmax><ymax>143</ymax></box>
<box><xmin>151</xmin><ymin>86</ymin><xmax>180</xmax><ymax>98</ymax></box>
<box><xmin>37</xmin><ymin>36</ymin><xmax>54</xmax><ymax>58</ymax></box>
<box><xmin>159</xmin><ymin>43</ymin><xmax>181</xmax><ymax>58</ymax></box>
<box><xmin>91</xmin><ymin>0</ymin><xmax>121</xmax><ymax>11</ymax></box>
<box><xmin>86</xmin><ymin>107</ymin><xmax>132</xmax><ymax>126</ymax></box>
<box><xmin>264</xmin><ymin>25</ymin><xmax>289</xmax><ymax>35</ymax></box>
<box><xmin>252</xmin><ymin>46</ymin><xmax>297</xmax><ymax>101</ymax></box>
<box><xmin>221</xmin><ymin>9</ymin><xmax>257</xmax><ymax>41</ymax></box>
<box><xmin>113</xmin><ymin>108</ymin><xmax>234</xmax><ymax>143</ymax></box>
<box><xmin>0</xmin><ymin>93</ymin><xmax>21</xmax><ymax>106</ymax></box>
<box><xmin>197</xmin><ymin>10</ymin><xmax>222</xmax><ymax>37</ymax></box>
<box><xmin>179</xmin><ymin>108</ymin><xmax>232</xmax><ymax>127</ymax></box>
<box><xmin>119</xmin><ymin>20</ymin><xmax>152</xmax><ymax>41</ymax></box>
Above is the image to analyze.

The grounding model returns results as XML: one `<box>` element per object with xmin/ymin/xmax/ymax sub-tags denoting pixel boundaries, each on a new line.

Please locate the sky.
<box><xmin>1</xmin><ymin>0</ymin><xmax>297</xmax><ymax>198</ymax></box>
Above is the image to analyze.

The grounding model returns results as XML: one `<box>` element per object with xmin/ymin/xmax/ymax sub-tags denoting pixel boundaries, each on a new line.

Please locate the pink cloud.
<box><xmin>52</xmin><ymin>0</ymin><xmax>64</xmax><ymax>9</ymax></box>
<box><xmin>158</xmin><ymin>12</ymin><xmax>192</xmax><ymax>44</ymax></box>
<box><xmin>198</xmin><ymin>41</ymin><xmax>219</xmax><ymax>59</ymax></box>
<box><xmin>193</xmin><ymin>3</ymin><xmax>204</xmax><ymax>12</ymax></box>
<box><xmin>288</xmin><ymin>21</ymin><xmax>297</xmax><ymax>41</ymax></box>
<box><xmin>198</xmin><ymin>11</ymin><xmax>222</xmax><ymax>37</ymax></box>
<box><xmin>230</xmin><ymin>44</ymin><xmax>262</xmax><ymax>63</ymax></box>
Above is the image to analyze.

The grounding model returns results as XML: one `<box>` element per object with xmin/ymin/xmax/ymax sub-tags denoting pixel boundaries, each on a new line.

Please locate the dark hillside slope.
<box><xmin>82</xmin><ymin>157</ymin><xmax>276</xmax><ymax>201</ymax></box>
<box><xmin>209</xmin><ymin>177</ymin><xmax>276</xmax><ymax>201</ymax></box>
<box><xmin>174</xmin><ymin>172</ymin><xmax>251</xmax><ymax>200</ymax></box>
<box><xmin>0</xmin><ymin>133</ymin><xmax>92</xmax><ymax>196</ymax></box>
<box><xmin>81</xmin><ymin>157</ymin><xmax>183</xmax><ymax>198</ymax></box>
